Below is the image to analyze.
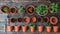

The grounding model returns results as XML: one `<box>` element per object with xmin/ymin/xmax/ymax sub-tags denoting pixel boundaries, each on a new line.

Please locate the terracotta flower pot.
<box><xmin>46</xmin><ymin>26</ymin><xmax>51</xmax><ymax>32</ymax></box>
<box><xmin>31</xmin><ymin>16</ymin><xmax>37</xmax><ymax>22</ymax></box>
<box><xmin>26</xmin><ymin>5</ymin><xmax>35</xmax><ymax>15</ymax></box>
<box><xmin>1</xmin><ymin>5</ymin><xmax>9</xmax><ymax>14</ymax></box>
<box><xmin>9</xmin><ymin>6</ymin><xmax>17</xmax><ymax>14</ymax></box>
<box><xmin>15</xmin><ymin>26</ymin><xmax>20</xmax><ymax>32</ymax></box>
<box><xmin>23</xmin><ymin>16</ymin><xmax>30</xmax><ymax>24</ymax></box>
<box><xmin>22</xmin><ymin>26</ymin><xmax>27</xmax><ymax>32</ymax></box>
<box><xmin>43</xmin><ymin>16</ymin><xmax>49</xmax><ymax>23</ymax></box>
<box><xmin>38</xmin><ymin>17</ymin><xmax>43</xmax><ymax>22</ymax></box>
<box><xmin>7</xmin><ymin>26</ymin><xmax>14</xmax><ymax>32</ymax></box>
<box><xmin>53</xmin><ymin>26</ymin><xmax>58</xmax><ymax>32</ymax></box>
<box><xmin>10</xmin><ymin>18</ymin><xmax>17</xmax><ymax>23</ymax></box>
<box><xmin>38</xmin><ymin>26</ymin><xmax>43</xmax><ymax>32</ymax></box>
<box><xmin>30</xmin><ymin>26</ymin><xmax>35</xmax><ymax>32</ymax></box>
<box><xmin>50</xmin><ymin>16</ymin><xmax>58</xmax><ymax>25</ymax></box>
<box><xmin>18</xmin><ymin>18</ymin><xmax>22</xmax><ymax>22</ymax></box>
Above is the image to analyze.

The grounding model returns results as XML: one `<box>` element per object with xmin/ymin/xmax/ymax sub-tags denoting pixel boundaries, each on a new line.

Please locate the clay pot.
<box><xmin>53</xmin><ymin>26</ymin><xmax>58</xmax><ymax>32</ymax></box>
<box><xmin>30</xmin><ymin>26</ymin><xmax>35</xmax><ymax>32</ymax></box>
<box><xmin>9</xmin><ymin>6</ymin><xmax>17</xmax><ymax>14</ymax></box>
<box><xmin>31</xmin><ymin>16</ymin><xmax>37</xmax><ymax>22</ymax></box>
<box><xmin>22</xmin><ymin>26</ymin><xmax>27</xmax><ymax>32</ymax></box>
<box><xmin>38</xmin><ymin>26</ymin><xmax>43</xmax><ymax>32</ymax></box>
<box><xmin>15</xmin><ymin>26</ymin><xmax>20</xmax><ymax>32</ymax></box>
<box><xmin>46</xmin><ymin>26</ymin><xmax>51</xmax><ymax>32</ymax></box>
<box><xmin>23</xmin><ymin>16</ymin><xmax>30</xmax><ymax>24</ymax></box>
<box><xmin>10</xmin><ymin>18</ymin><xmax>17</xmax><ymax>23</ymax></box>
<box><xmin>50</xmin><ymin>16</ymin><xmax>58</xmax><ymax>25</ymax></box>
<box><xmin>18</xmin><ymin>18</ymin><xmax>22</xmax><ymax>22</ymax></box>
<box><xmin>43</xmin><ymin>16</ymin><xmax>49</xmax><ymax>23</ymax></box>
<box><xmin>1</xmin><ymin>5</ymin><xmax>9</xmax><ymax>13</ymax></box>
<box><xmin>7</xmin><ymin>26</ymin><xmax>14</xmax><ymax>32</ymax></box>
<box><xmin>26</xmin><ymin>5</ymin><xmax>35</xmax><ymax>15</ymax></box>
<box><xmin>38</xmin><ymin>17</ymin><xmax>43</xmax><ymax>22</ymax></box>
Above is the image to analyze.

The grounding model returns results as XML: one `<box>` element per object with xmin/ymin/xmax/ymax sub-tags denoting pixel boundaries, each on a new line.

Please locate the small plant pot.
<box><xmin>50</xmin><ymin>16</ymin><xmax>58</xmax><ymax>25</ymax></box>
<box><xmin>43</xmin><ymin>16</ymin><xmax>49</xmax><ymax>23</ymax></box>
<box><xmin>10</xmin><ymin>18</ymin><xmax>17</xmax><ymax>23</ymax></box>
<box><xmin>31</xmin><ymin>16</ymin><xmax>37</xmax><ymax>22</ymax></box>
<box><xmin>1</xmin><ymin>5</ymin><xmax>9</xmax><ymax>13</ymax></box>
<box><xmin>9</xmin><ymin>6</ymin><xmax>17</xmax><ymax>14</ymax></box>
<box><xmin>38</xmin><ymin>26</ymin><xmax>43</xmax><ymax>32</ymax></box>
<box><xmin>46</xmin><ymin>26</ymin><xmax>51</xmax><ymax>32</ymax></box>
<box><xmin>15</xmin><ymin>26</ymin><xmax>20</xmax><ymax>32</ymax></box>
<box><xmin>38</xmin><ymin>17</ymin><xmax>43</xmax><ymax>22</ymax></box>
<box><xmin>23</xmin><ymin>16</ymin><xmax>30</xmax><ymax>24</ymax></box>
<box><xmin>26</xmin><ymin>5</ymin><xmax>35</xmax><ymax>15</ymax></box>
<box><xmin>22</xmin><ymin>26</ymin><xmax>27</xmax><ymax>32</ymax></box>
<box><xmin>30</xmin><ymin>26</ymin><xmax>35</xmax><ymax>32</ymax></box>
<box><xmin>53</xmin><ymin>26</ymin><xmax>58</xmax><ymax>32</ymax></box>
<box><xmin>18</xmin><ymin>18</ymin><xmax>22</xmax><ymax>22</ymax></box>
<box><xmin>7</xmin><ymin>26</ymin><xmax>14</xmax><ymax>32</ymax></box>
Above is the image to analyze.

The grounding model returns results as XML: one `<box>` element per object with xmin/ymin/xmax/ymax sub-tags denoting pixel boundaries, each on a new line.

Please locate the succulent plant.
<box><xmin>29</xmin><ymin>22</ymin><xmax>35</xmax><ymax>27</ymax></box>
<box><xmin>18</xmin><ymin>6</ymin><xmax>24</xmax><ymax>13</ymax></box>
<box><xmin>3</xmin><ymin>7</ymin><xmax>9</xmax><ymax>12</ymax></box>
<box><xmin>36</xmin><ymin>4</ymin><xmax>48</xmax><ymax>15</ymax></box>
<box><xmin>47</xmin><ymin>23</ymin><xmax>51</xmax><ymax>26</ymax></box>
<box><xmin>50</xmin><ymin>2</ymin><xmax>58</xmax><ymax>13</ymax></box>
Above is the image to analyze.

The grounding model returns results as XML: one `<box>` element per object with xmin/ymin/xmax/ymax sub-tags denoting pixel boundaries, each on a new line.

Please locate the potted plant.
<box><xmin>29</xmin><ymin>23</ymin><xmax>35</xmax><ymax>32</ymax></box>
<box><xmin>15</xmin><ymin>25</ymin><xmax>20</xmax><ymax>32</ymax></box>
<box><xmin>18</xmin><ymin>6</ymin><xmax>24</xmax><ymax>14</ymax></box>
<box><xmin>31</xmin><ymin>16</ymin><xmax>37</xmax><ymax>23</ymax></box>
<box><xmin>46</xmin><ymin>23</ymin><xmax>51</xmax><ymax>32</ymax></box>
<box><xmin>9</xmin><ymin>6</ymin><xmax>17</xmax><ymax>14</ymax></box>
<box><xmin>38</xmin><ymin>25</ymin><xmax>43</xmax><ymax>32</ymax></box>
<box><xmin>7</xmin><ymin>26</ymin><xmax>14</xmax><ymax>32</ymax></box>
<box><xmin>1</xmin><ymin>5</ymin><xmax>9</xmax><ymax>13</ymax></box>
<box><xmin>22</xmin><ymin>25</ymin><xmax>27</xmax><ymax>32</ymax></box>
<box><xmin>26</xmin><ymin>5</ymin><xmax>35</xmax><ymax>15</ymax></box>
<box><xmin>53</xmin><ymin>26</ymin><xmax>59</xmax><ymax>32</ymax></box>
<box><xmin>36</xmin><ymin>4</ymin><xmax>48</xmax><ymax>16</ymax></box>
<box><xmin>23</xmin><ymin>16</ymin><xmax>30</xmax><ymax>24</ymax></box>
<box><xmin>50</xmin><ymin>16</ymin><xmax>58</xmax><ymax>25</ymax></box>
<box><xmin>50</xmin><ymin>2</ymin><xmax>58</xmax><ymax>13</ymax></box>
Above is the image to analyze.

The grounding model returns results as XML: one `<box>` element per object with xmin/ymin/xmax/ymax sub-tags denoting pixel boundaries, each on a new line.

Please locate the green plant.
<box><xmin>47</xmin><ymin>23</ymin><xmax>51</xmax><ymax>26</ymax></box>
<box><xmin>29</xmin><ymin>22</ymin><xmax>35</xmax><ymax>27</ymax></box>
<box><xmin>36</xmin><ymin>4</ymin><xmax>48</xmax><ymax>15</ymax></box>
<box><xmin>50</xmin><ymin>2</ymin><xmax>58</xmax><ymax>13</ymax></box>
<box><xmin>3</xmin><ymin>7</ymin><xmax>9</xmax><ymax>12</ymax></box>
<box><xmin>18</xmin><ymin>6</ymin><xmax>24</xmax><ymax>13</ymax></box>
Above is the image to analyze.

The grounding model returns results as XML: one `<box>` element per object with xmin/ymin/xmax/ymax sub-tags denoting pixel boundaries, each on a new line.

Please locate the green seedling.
<box><xmin>29</xmin><ymin>22</ymin><xmax>35</xmax><ymax>27</ymax></box>
<box><xmin>47</xmin><ymin>23</ymin><xmax>51</xmax><ymax>26</ymax></box>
